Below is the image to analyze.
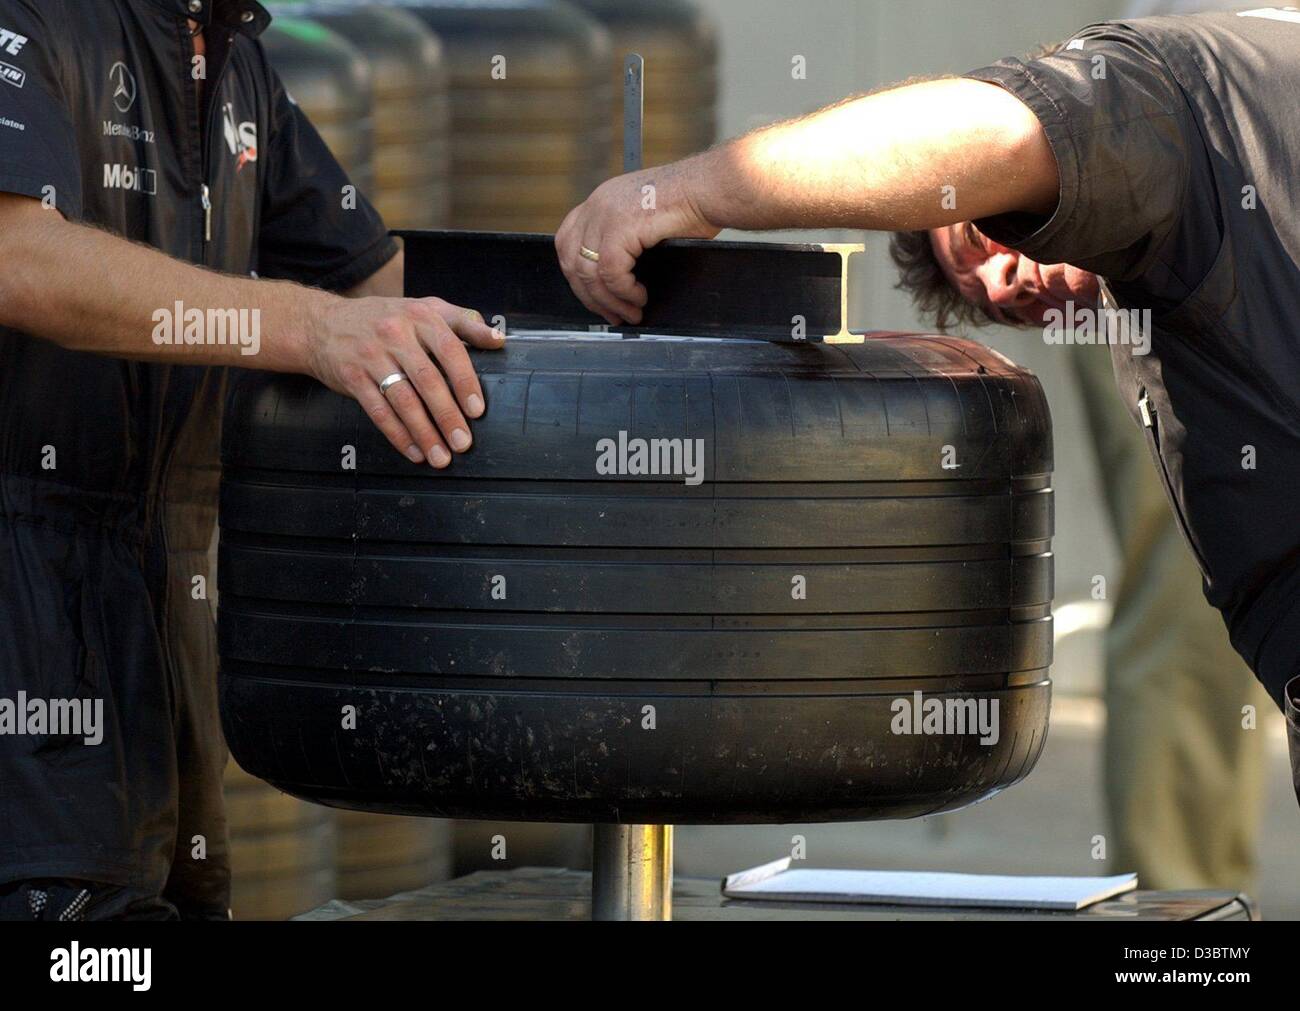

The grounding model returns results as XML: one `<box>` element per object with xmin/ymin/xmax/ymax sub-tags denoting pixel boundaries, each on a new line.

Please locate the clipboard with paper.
<box><xmin>722</xmin><ymin>858</ymin><xmax>1138</xmax><ymax>912</ymax></box>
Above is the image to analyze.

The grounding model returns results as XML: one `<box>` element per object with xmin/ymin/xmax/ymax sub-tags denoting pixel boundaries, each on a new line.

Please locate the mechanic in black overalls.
<box><xmin>0</xmin><ymin>0</ymin><xmax>502</xmax><ymax>920</ymax></box>
<box><xmin>560</xmin><ymin>10</ymin><xmax>1300</xmax><ymax>725</ymax></box>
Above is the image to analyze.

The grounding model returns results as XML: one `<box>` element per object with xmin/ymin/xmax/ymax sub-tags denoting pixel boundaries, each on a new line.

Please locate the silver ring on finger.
<box><xmin>579</xmin><ymin>246</ymin><xmax>601</xmax><ymax>263</ymax></box>
<box><xmin>379</xmin><ymin>372</ymin><xmax>409</xmax><ymax>397</ymax></box>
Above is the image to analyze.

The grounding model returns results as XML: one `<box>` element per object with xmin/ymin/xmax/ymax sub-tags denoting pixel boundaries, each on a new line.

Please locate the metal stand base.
<box><xmin>590</xmin><ymin>824</ymin><xmax>673</xmax><ymax>921</ymax></box>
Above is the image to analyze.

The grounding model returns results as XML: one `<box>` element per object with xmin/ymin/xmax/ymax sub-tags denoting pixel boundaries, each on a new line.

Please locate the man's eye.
<box><xmin>964</xmin><ymin>224</ymin><xmax>982</xmax><ymax>250</ymax></box>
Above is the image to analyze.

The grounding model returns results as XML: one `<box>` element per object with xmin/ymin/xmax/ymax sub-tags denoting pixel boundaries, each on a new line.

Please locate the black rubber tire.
<box><xmin>220</xmin><ymin>332</ymin><xmax>1053</xmax><ymax>824</ymax></box>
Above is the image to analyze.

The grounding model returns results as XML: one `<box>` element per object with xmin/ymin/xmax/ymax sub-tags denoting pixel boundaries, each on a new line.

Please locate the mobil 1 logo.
<box><xmin>103</xmin><ymin>162</ymin><xmax>157</xmax><ymax>196</ymax></box>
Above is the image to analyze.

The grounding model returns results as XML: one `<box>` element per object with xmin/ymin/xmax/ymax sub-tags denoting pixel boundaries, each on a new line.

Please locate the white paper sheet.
<box><xmin>722</xmin><ymin>858</ymin><xmax>1137</xmax><ymax>911</ymax></box>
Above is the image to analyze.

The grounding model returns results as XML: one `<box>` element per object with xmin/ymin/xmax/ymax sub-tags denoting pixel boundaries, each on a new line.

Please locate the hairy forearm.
<box><xmin>0</xmin><ymin>197</ymin><xmax>335</xmax><ymax>371</ymax></box>
<box><xmin>0</xmin><ymin>194</ymin><xmax>501</xmax><ymax>468</ymax></box>
<box><xmin>688</xmin><ymin>78</ymin><xmax>1059</xmax><ymax>233</ymax></box>
<box><xmin>344</xmin><ymin>245</ymin><xmax>403</xmax><ymax>298</ymax></box>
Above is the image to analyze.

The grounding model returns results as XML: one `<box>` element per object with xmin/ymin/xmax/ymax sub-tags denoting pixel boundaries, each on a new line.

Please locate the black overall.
<box><xmin>0</xmin><ymin>0</ymin><xmax>395</xmax><ymax>918</ymax></box>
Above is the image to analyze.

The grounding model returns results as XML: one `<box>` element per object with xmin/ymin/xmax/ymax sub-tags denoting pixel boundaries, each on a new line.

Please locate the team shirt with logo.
<box><xmin>0</xmin><ymin>0</ymin><xmax>395</xmax><ymax>914</ymax></box>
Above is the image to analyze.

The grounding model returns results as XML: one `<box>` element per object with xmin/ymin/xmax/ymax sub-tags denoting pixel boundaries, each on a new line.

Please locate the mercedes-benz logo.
<box><xmin>109</xmin><ymin>62</ymin><xmax>137</xmax><ymax>113</ymax></box>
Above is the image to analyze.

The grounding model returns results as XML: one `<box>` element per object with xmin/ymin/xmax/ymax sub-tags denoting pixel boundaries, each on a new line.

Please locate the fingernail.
<box><xmin>467</xmin><ymin>394</ymin><xmax>484</xmax><ymax>417</ymax></box>
<box><xmin>492</xmin><ymin>329</ymin><xmax>506</xmax><ymax>342</ymax></box>
<box><xmin>450</xmin><ymin>428</ymin><xmax>472</xmax><ymax>452</ymax></box>
<box><xmin>428</xmin><ymin>446</ymin><xmax>451</xmax><ymax>468</ymax></box>
<box><xmin>405</xmin><ymin>445</ymin><xmax>424</xmax><ymax>463</ymax></box>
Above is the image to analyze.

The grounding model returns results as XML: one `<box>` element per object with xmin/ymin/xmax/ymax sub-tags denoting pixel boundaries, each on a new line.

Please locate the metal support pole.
<box><xmin>591</xmin><ymin>824</ymin><xmax>673</xmax><ymax>921</ymax></box>
<box><xmin>588</xmin><ymin>62</ymin><xmax>671</xmax><ymax>924</ymax></box>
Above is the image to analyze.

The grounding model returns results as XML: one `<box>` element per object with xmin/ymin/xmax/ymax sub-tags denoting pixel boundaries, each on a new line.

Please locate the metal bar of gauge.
<box><xmin>623</xmin><ymin>54</ymin><xmax>644</xmax><ymax>174</ymax></box>
<box><xmin>591</xmin><ymin>824</ymin><xmax>673</xmax><ymax>921</ymax></box>
<box><xmin>397</xmin><ymin>230</ymin><xmax>860</xmax><ymax>341</ymax></box>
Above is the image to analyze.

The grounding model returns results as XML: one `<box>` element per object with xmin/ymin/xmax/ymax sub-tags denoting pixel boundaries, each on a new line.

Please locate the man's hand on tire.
<box><xmin>305</xmin><ymin>295</ymin><xmax>505</xmax><ymax>468</ymax></box>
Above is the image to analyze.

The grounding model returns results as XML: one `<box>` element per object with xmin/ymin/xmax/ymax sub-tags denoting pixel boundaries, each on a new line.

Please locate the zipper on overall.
<box><xmin>1138</xmin><ymin>386</ymin><xmax>1211</xmax><ymax>575</ymax></box>
<box><xmin>156</xmin><ymin>19</ymin><xmax>235</xmax><ymax>714</ymax></box>
<box><xmin>191</xmin><ymin>25</ymin><xmax>234</xmax><ymax>261</ymax></box>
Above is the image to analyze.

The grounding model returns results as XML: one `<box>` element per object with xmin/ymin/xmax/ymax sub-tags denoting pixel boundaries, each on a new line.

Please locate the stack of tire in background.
<box><xmin>269</xmin><ymin>2</ymin><xmax>452</xmax><ymax>229</ymax></box>
<box><xmin>223</xmin><ymin>0</ymin><xmax>721</xmax><ymax>908</ymax></box>
<box><xmin>262</xmin><ymin>13</ymin><xmax>377</xmax><ymax>196</ymax></box>
<box><xmin>394</xmin><ymin>0</ymin><xmax>612</xmax><ymax>233</ymax></box>
<box><xmin>222</xmin><ymin>759</ymin><xmax>338</xmax><ymax>919</ymax></box>
<box><xmin>570</xmin><ymin>0</ymin><xmax>719</xmax><ymax>175</ymax></box>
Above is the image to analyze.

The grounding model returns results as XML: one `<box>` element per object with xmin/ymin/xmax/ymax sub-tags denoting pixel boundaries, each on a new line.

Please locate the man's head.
<box><xmin>889</xmin><ymin>38</ymin><xmax>1100</xmax><ymax>331</ymax></box>
<box><xmin>889</xmin><ymin>223</ymin><xmax>1099</xmax><ymax>330</ymax></box>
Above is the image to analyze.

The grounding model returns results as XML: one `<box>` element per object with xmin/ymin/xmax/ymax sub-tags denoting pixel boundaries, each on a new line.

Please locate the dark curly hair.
<box><xmin>887</xmin><ymin>229</ymin><xmax>989</xmax><ymax>332</ymax></box>
<box><xmin>889</xmin><ymin>41</ymin><xmax>1065</xmax><ymax>332</ymax></box>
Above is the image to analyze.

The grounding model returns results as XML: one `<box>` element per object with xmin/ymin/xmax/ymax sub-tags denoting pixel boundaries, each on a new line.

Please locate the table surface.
<box><xmin>297</xmin><ymin>867</ymin><xmax>1256</xmax><ymax>921</ymax></box>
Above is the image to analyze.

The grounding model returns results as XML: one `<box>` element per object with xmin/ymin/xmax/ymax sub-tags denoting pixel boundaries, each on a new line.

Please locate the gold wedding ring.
<box><xmin>579</xmin><ymin>246</ymin><xmax>601</xmax><ymax>263</ymax></box>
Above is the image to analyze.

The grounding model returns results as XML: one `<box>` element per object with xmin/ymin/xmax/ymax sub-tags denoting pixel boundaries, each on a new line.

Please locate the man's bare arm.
<box><xmin>700</xmin><ymin>78</ymin><xmax>1056</xmax><ymax>232</ymax></box>
<box><xmin>556</xmin><ymin>78</ymin><xmax>1058</xmax><ymax>322</ymax></box>
<box><xmin>0</xmin><ymin>193</ymin><xmax>504</xmax><ymax>467</ymax></box>
<box><xmin>0</xmin><ymin>193</ymin><xmax>313</xmax><ymax>369</ymax></box>
<box><xmin>344</xmin><ymin>246</ymin><xmax>405</xmax><ymax>299</ymax></box>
